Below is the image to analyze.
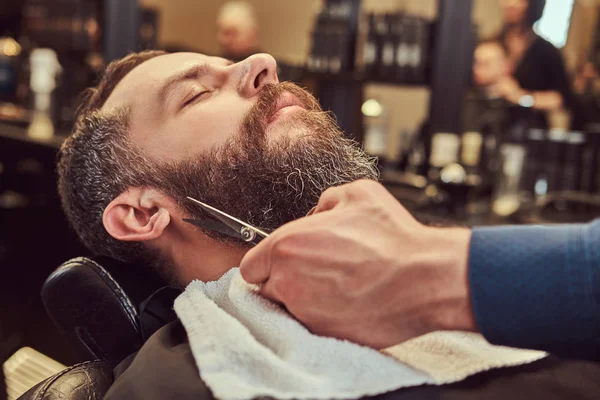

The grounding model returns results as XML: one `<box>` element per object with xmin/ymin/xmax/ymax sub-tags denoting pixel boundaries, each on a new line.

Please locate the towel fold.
<box><xmin>174</xmin><ymin>268</ymin><xmax>546</xmax><ymax>400</ymax></box>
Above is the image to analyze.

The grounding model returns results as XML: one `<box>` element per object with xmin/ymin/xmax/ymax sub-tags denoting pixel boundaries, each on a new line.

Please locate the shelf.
<box><xmin>303</xmin><ymin>70</ymin><xmax>428</xmax><ymax>88</ymax></box>
<box><xmin>0</xmin><ymin>122</ymin><xmax>66</xmax><ymax>150</ymax></box>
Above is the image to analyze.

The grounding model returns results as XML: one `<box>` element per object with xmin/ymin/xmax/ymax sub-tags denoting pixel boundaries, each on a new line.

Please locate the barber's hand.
<box><xmin>240</xmin><ymin>180</ymin><xmax>476</xmax><ymax>349</ymax></box>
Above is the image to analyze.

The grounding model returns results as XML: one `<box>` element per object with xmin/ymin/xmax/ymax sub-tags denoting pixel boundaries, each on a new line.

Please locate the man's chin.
<box><xmin>266</xmin><ymin>113</ymin><xmax>319</xmax><ymax>141</ymax></box>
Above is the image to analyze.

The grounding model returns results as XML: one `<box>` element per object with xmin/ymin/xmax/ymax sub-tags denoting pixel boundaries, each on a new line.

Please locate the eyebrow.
<box><xmin>158</xmin><ymin>59</ymin><xmax>235</xmax><ymax>105</ymax></box>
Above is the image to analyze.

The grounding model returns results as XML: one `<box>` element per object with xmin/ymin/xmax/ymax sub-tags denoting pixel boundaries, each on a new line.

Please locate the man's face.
<box><xmin>103</xmin><ymin>52</ymin><xmax>378</xmax><ymax>241</ymax></box>
<box><xmin>473</xmin><ymin>43</ymin><xmax>508</xmax><ymax>87</ymax></box>
<box><xmin>103</xmin><ymin>52</ymin><xmax>291</xmax><ymax>163</ymax></box>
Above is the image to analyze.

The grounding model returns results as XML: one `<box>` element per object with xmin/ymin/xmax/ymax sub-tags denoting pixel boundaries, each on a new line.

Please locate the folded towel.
<box><xmin>174</xmin><ymin>268</ymin><xmax>546</xmax><ymax>400</ymax></box>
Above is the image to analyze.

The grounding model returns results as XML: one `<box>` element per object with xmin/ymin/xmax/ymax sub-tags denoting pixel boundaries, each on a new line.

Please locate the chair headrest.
<box><xmin>41</xmin><ymin>257</ymin><xmax>147</xmax><ymax>362</ymax></box>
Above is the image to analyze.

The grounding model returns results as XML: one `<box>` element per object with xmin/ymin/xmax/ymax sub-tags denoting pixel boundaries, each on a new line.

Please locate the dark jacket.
<box><xmin>104</xmin><ymin>319</ymin><xmax>600</xmax><ymax>400</ymax></box>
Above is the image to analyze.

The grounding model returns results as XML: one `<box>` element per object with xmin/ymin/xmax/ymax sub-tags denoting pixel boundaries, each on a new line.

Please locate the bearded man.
<box><xmin>58</xmin><ymin>50</ymin><xmax>378</xmax><ymax>287</ymax></box>
<box><xmin>57</xmin><ymin>51</ymin><xmax>600</xmax><ymax>400</ymax></box>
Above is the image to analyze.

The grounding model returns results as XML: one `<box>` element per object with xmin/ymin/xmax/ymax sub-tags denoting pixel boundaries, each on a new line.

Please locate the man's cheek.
<box><xmin>185</xmin><ymin>110</ymin><xmax>242</xmax><ymax>147</ymax></box>
<box><xmin>212</xmin><ymin>97</ymin><xmax>250</xmax><ymax>129</ymax></box>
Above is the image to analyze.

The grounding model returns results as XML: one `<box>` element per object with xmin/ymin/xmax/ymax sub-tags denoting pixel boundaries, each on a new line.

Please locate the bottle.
<box><xmin>308</xmin><ymin>12</ymin><xmax>326</xmax><ymax>72</ymax></box>
<box><xmin>492</xmin><ymin>144</ymin><xmax>527</xmax><ymax>217</ymax></box>
<box><xmin>461</xmin><ymin>131</ymin><xmax>483</xmax><ymax>175</ymax></box>
<box><xmin>412</xmin><ymin>16</ymin><xmax>428</xmax><ymax>84</ymax></box>
<box><xmin>404</xmin><ymin>15</ymin><xmax>417</xmax><ymax>83</ymax></box>
<box><xmin>378</xmin><ymin>14</ymin><xmax>395</xmax><ymax>80</ymax></box>
<box><xmin>362</xmin><ymin>98</ymin><xmax>389</xmax><ymax>165</ymax></box>
<box><xmin>328</xmin><ymin>28</ymin><xmax>344</xmax><ymax>73</ymax></box>
<box><xmin>28</xmin><ymin>48</ymin><xmax>62</xmax><ymax>140</ymax></box>
<box><xmin>0</xmin><ymin>36</ymin><xmax>21</xmax><ymax>103</ymax></box>
<box><xmin>363</xmin><ymin>13</ymin><xmax>378</xmax><ymax>76</ymax></box>
<box><xmin>429</xmin><ymin>132</ymin><xmax>461</xmax><ymax>180</ymax></box>
<box><xmin>522</xmin><ymin>129</ymin><xmax>545</xmax><ymax>194</ymax></box>
<box><xmin>395</xmin><ymin>14</ymin><xmax>409</xmax><ymax>83</ymax></box>
<box><xmin>327</xmin><ymin>9</ymin><xmax>344</xmax><ymax>73</ymax></box>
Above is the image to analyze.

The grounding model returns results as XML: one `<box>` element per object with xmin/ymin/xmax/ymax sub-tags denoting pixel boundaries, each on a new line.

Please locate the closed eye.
<box><xmin>182</xmin><ymin>90</ymin><xmax>211</xmax><ymax>108</ymax></box>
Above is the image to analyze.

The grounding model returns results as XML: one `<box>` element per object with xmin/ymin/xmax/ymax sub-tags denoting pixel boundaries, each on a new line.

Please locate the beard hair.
<box><xmin>147</xmin><ymin>82</ymin><xmax>379</xmax><ymax>245</ymax></box>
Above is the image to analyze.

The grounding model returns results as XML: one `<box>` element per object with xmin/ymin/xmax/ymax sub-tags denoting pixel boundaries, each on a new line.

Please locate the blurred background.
<box><xmin>1</xmin><ymin>0</ymin><xmax>600</xmax><ymax>398</ymax></box>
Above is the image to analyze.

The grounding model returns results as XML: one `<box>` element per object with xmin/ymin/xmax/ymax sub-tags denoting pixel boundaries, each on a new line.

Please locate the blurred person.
<box><xmin>472</xmin><ymin>40</ymin><xmax>510</xmax><ymax>98</ymax></box>
<box><xmin>495</xmin><ymin>0</ymin><xmax>577</xmax><ymax>130</ymax></box>
<box><xmin>462</xmin><ymin>40</ymin><xmax>511</xmax><ymax>169</ymax></box>
<box><xmin>217</xmin><ymin>1</ymin><xmax>261</xmax><ymax>61</ymax></box>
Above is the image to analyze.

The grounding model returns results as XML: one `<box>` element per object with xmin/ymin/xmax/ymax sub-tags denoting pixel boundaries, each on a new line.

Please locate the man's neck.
<box><xmin>164</xmin><ymin>224</ymin><xmax>250</xmax><ymax>286</ymax></box>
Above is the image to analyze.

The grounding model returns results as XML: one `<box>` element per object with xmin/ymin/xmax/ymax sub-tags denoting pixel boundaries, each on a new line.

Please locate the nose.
<box><xmin>237</xmin><ymin>53</ymin><xmax>279</xmax><ymax>98</ymax></box>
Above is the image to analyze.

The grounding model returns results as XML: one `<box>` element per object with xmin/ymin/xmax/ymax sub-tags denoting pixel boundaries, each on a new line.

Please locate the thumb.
<box><xmin>239</xmin><ymin>238</ymin><xmax>272</xmax><ymax>284</ymax></box>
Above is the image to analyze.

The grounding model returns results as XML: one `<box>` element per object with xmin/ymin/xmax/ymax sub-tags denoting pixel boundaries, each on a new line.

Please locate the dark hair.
<box><xmin>497</xmin><ymin>0</ymin><xmax>547</xmax><ymax>46</ymax></box>
<box><xmin>525</xmin><ymin>0</ymin><xmax>546</xmax><ymax>27</ymax></box>
<box><xmin>57</xmin><ymin>50</ymin><xmax>167</xmax><ymax>263</ymax></box>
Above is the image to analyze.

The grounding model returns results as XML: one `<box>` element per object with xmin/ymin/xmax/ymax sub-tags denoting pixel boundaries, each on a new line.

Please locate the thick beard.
<box><xmin>150</xmin><ymin>82</ymin><xmax>379</xmax><ymax>244</ymax></box>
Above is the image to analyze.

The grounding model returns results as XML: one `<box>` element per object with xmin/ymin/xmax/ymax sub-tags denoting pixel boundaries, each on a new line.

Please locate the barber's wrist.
<box><xmin>425</xmin><ymin>227</ymin><xmax>477</xmax><ymax>333</ymax></box>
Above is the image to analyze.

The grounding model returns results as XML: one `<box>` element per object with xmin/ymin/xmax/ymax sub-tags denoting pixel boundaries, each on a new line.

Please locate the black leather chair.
<box><xmin>18</xmin><ymin>257</ymin><xmax>170</xmax><ymax>400</ymax></box>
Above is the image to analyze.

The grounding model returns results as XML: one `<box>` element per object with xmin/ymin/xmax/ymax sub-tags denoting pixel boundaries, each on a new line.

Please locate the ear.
<box><xmin>103</xmin><ymin>188</ymin><xmax>172</xmax><ymax>242</ymax></box>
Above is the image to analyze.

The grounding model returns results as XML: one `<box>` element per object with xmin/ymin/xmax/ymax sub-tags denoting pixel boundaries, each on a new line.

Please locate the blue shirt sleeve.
<box><xmin>469</xmin><ymin>219</ymin><xmax>600</xmax><ymax>360</ymax></box>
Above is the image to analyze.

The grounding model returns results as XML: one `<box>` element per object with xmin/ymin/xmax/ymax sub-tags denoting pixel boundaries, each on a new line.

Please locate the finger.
<box><xmin>314</xmin><ymin>185</ymin><xmax>348</xmax><ymax>213</ymax></box>
<box><xmin>239</xmin><ymin>238</ymin><xmax>273</xmax><ymax>284</ymax></box>
<box><xmin>258</xmin><ymin>279</ymin><xmax>281</xmax><ymax>304</ymax></box>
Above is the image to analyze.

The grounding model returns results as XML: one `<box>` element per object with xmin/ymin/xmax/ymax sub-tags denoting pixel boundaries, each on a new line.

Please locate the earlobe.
<box><xmin>103</xmin><ymin>188</ymin><xmax>172</xmax><ymax>242</ymax></box>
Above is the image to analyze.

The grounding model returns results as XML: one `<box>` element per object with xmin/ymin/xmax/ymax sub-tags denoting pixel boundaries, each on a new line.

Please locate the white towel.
<box><xmin>174</xmin><ymin>268</ymin><xmax>546</xmax><ymax>400</ymax></box>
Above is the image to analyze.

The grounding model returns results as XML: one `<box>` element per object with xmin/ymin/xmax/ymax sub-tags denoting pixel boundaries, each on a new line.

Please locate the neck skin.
<box><xmin>153</xmin><ymin>213</ymin><xmax>250</xmax><ymax>286</ymax></box>
<box><xmin>504</xmin><ymin>24</ymin><xmax>535</xmax><ymax>49</ymax></box>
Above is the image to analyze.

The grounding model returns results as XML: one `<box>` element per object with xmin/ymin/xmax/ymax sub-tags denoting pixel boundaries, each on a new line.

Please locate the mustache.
<box><xmin>242</xmin><ymin>82</ymin><xmax>324</xmax><ymax>136</ymax></box>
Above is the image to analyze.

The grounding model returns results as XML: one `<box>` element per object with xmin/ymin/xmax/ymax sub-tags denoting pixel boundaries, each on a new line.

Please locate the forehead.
<box><xmin>102</xmin><ymin>52</ymin><xmax>226</xmax><ymax>111</ymax></box>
